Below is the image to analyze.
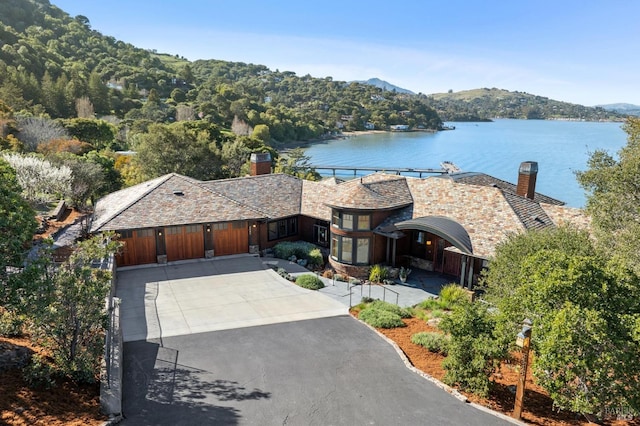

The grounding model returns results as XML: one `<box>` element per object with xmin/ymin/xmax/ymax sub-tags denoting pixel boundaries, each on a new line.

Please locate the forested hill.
<box><xmin>426</xmin><ymin>88</ymin><xmax>625</xmax><ymax>122</ymax></box>
<box><xmin>0</xmin><ymin>0</ymin><xmax>441</xmax><ymax>141</ymax></box>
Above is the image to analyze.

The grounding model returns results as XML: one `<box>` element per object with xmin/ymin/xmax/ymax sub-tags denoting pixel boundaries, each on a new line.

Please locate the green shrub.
<box><xmin>418</xmin><ymin>297</ymin><xmax>445</xmax><ymax>310</ymax></box>
<box><xmin>295</xmin><ymin>274</ymin><xmax>325</xmax><ymax>290</ymax></box>
<box><xmin>308</xmin><ymin>248</ymin><xmax>323</xmax><ymax>266</ymax></box>
<box><xmin>276</xmin><ymin>267</ymin><xmax>294</xmax><ymax>281</ymax></box>
<box><xmin>23</xmin><ymin>354</ymin><xmax>56</xmax><ymax>389</ymax></box>
<box><xmin>273</xmin><ymin>241</ymin><xmax>323</xmax><ymax>266</ymax></box>
<box><xmin>439</xmin><ymin>284</ymin><xmax>470</xmax><ymax>308</ymax></box>
<box><xmin>0</xmin><ymin>308</ymin><xmax>26</xmax><ymax>337</ymax></box>
<box><xmin>369</xmin><ymin>300</ymin><xmax>412</xmax><ymax>318</ymax></box>
<box><xmin>439</xmin><ymin>302</ymin><xmax>506</xmax><ymax>397</ymax></box>
<box><xmin>368</xmin><ymin>264</ymin><xmax>388</xmax><ymax>283</ymax></box>
<box><xmin>359</xmin><ymin>308</ymin><xmax>406</xmax><ymax>328</ymax></box>
<box><xmin>411</xmin><ymin>332</ymin><xmax>449</xmax><ymax>355</ymax></box>
<box><xmin>334</xmin><ymin>274</ymin><xmax>346</xmax><ymax>282</ymax></box>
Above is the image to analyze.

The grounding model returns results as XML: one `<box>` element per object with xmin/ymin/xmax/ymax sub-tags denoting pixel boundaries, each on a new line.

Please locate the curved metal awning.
<box><xmin>395</xmin><ymin>216</ymin><xmax>473</xmax><ymax>254</ymax></box>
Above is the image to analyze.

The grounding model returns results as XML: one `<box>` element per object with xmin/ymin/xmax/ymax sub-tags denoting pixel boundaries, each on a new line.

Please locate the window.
<box><xmin>342</xmin><ymin>214</ymin><xmax>354</xmax><ymax>231</ymax></box>
<box><xmin>331</xmin><ymin>234</ymin><xmax>370</xmax><ymax>265</ymax></box>
<box><xmin>232</xmin><ymin>221</ymin><xmax>245</xmax><ymax>229</ymax></box>
<box><xmin>357</xmin><ymin>215</ymin><xmax>370</xmax><ymax>231</ymax></box>
<box><xmin>314</xmin><ymin>225</ymin><xmax>328</xmax><ymax>246</ymax></box>
<box><xmin>119</xmin><ymin>230</ymin><xmax>133</xmax><ymax>239</ymax></box>
<box><xmin>213</xmin><ymin>223</ymin><xmax>228</xmax><ymax>231</ymax></box>
<box><xmin>186</xmin><ymin>225</ymin><xmax>202</xmax><ymax>233</ymax></box>
<box><xmin>166</xmin><ymin>226</ymin><xmax>181</xmax><ymax>235</ymax></box>
<box><xmin>136</xmin><ymin>229</ymin><xmax>154</xmax><ymax>238</ymax></box>
<box><xmin>331</xmin><ymin>210</ymin><xmax>371</xmax><ymax>231</ymax></box>
<box><xmin>341</xmin><ymin>237</ymin><xmax>353</xmax><ymax>263</ymax></box>
<box><xmin>268</xmin><ymin>217</ymin><xmax>298</xmax><ymax>241</ymax></box>
<box><xmin>356</xmin><ymin>238</ymin><xmax>370</xmax><ymax>264</ymax></box>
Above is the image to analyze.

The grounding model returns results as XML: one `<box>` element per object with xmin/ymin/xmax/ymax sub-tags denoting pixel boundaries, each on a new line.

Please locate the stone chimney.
<box><xmin>250</xmin><ymin>152</ymin><xmax>272</xmax><ymax>176</ymax></box>
<box><xmin>516</xmin><ymin>161</ymin><xmax>538</xmax><ymax>200</ymax></box>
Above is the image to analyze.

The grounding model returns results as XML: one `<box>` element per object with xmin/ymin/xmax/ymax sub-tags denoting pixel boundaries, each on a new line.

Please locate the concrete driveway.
<box><xmin>116</xmin><ymin>255</ymin><xmax>347</xmax><ymax>342</ymax></box>
<box><xmin>122</xmin><ymin>316</ymin><xmax>514</xmax><ymax>425</ymax></box>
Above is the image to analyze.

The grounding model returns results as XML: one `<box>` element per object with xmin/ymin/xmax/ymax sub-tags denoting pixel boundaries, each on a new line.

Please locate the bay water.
<box><xmin>303</xmin><ymin>119</ymin><xmax>628</xmax><ymax>208</ymax></box>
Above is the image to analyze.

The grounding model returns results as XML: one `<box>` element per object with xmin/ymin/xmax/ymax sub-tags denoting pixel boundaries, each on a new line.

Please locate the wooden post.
<box><xmin>513</xmin><ymin>321</ymin><xmax>532</xmax><ymax>420</ymax></box>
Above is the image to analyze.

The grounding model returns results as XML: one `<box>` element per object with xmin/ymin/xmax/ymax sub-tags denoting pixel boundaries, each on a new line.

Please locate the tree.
<box><xmin>273</xmin><ymin>147</ymin><xmax>320</xmax><ymax>181</ymax></box>
<box><xmin>252</xmin><ymin>124</ymin><xmax>271</xmax><ymax>145</ymax></box>
<box><xmin>61</xmin><ymin>118</ymin><xmax>116</xmax><ymax>150</ymax></box>
<box><xmin>87</xmin><ymin>71</ymin><xmax>109</xmax><ymax>115</ymax></box>
<box><xmin>16</xmin><ymin>116</ymin><xmax>70</xmax><ymax>151</ymax></box>
<box><xmin>24</xmin><ymin>233</ymin><xmax>122</xmax><ymax>383</ymax></box>
<box><xmin>0</xmin><ymin>158</ymin><xmax>37</xmax><ymax>286</ymax></box>
<box><xmin>482</xmin><ymin>227</ymin><xmax>640</xmax><ymax>418</ymax></box>
<box><xmin>135</xmin><ymin>122</ymin><xmax>223</xmax><ymax>180</ymax></box>
<box><xmin>75</xmin><ymin>96</ymin><xmax>94</xmax><ymax>118</ymax></box>
<box><xmin>2</xmin><ymin>153</ymin><xmax>73</xmax><ymax>204</ymax></box>
<box><xmin>577</xmin><ymin>117</ymin><xmax>640</xmax><ymax>275</ymax></box>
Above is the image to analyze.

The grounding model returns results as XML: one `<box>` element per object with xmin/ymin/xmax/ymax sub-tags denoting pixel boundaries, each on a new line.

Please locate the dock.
<box><xmin>310</xmin><ymin>165</ymin><xmax>450</xmax><ymax>178</ymax></box>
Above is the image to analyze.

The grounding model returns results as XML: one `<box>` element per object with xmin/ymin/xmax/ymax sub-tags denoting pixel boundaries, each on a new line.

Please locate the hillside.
<box><xmin>598</xmin><ymin>103</ymin><xmax>640</xmax><ymax>117</ymax></box>
<box><xmin>355</xmin><ymin>78</ymin><xmax>415</xmax><ymax>94</ymax></box>
<box><xmin>0</xmin><ymin>0</ymin><xmax>441</xmax><ymax>142</ymax></box>
<box><xmin>426</xmin><ymin>88</ymin><xmax>626</xmax><ymax>122</ymax></box>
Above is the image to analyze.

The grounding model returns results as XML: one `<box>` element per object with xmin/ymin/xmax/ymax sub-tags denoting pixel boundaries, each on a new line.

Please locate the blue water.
<box><xmin>303</xmin><ymin>119</ymin><xmax>628</xmax><ymax>208</ymax></box>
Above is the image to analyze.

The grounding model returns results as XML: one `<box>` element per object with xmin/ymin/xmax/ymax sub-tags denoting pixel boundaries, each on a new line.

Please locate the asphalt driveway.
<box><xmin>122</xmin><ymin>316</ymin><xmax>513</xmax><ymax>425</ymax></box>
<box><xmin>116</xmin><ymin>255</ymin><xmax>347</xmax><ymax>342</ymax></box>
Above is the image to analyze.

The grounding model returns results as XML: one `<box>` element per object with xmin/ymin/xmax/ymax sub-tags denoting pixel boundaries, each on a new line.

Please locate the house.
<box><xmin>390</xmin><ymin>124</ymin><xmax>410</xmax><ymax>131</ymax></box>
<box><xmin>90</xmin><ymin>156</ymin><xmax>589</xmax><ymax>287</ymax></box>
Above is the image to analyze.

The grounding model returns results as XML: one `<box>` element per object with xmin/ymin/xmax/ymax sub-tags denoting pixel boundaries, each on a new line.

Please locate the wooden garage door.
<box><xmin>213</xmin><ymin>222</ymin><xmax>248</xmax><ymax>256</ymax></box>
<box><xmin>116</xmin><ymin>229</ymin><xmax>157</xmax><ymax>266</ymax></box>
<box><xmin>165</xmin><ymin>225</ymin><xmax>205</xmax><ymax>262</ymax></box>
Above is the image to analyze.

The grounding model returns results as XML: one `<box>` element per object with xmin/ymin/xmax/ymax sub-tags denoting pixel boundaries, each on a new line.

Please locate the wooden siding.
<box><xmin>213</xmin><ymin>222</ymin><xmax>248</xmax><ymax>256</ymax></box>
<box><xmin>165</xmin><ymin>225</ymin><xmax>205</xmax><ymax>262</ymax></box>
<box><xmin>443</xmin><ymin>250</ymin><xmax>462</xmax><ymax>277</ymax></box>
<box><xmin>116</xmin><ymin>229</ymin><xmax>157</xmax><ymax>266</ymax></box>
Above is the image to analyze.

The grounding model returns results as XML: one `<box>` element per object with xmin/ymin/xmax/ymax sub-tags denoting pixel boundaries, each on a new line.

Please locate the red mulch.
<box><xmin>370</xmin><ymin>316</ymin><xmax>638</xmax><ymax>425</ymax></box>
<box><xmin>0</xmin><ymin>337</ymin><xmax>105</xmax><ymax>426</ymax></box>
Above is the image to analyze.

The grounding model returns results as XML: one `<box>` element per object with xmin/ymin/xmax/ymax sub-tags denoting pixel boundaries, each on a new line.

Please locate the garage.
<box><xmin>213</xmin><ymin>221</ymin><xmax>249</xmax><ymax>256</ymax></box>
<box><xmin>116</xmin><ymin>229</ymin><xmax>157</xmax><ymax>267</ymax></box>
<box><xmin>165</xmin><ymin>224</ymin><xmax>205</xmax><ymax>262</ymax></box>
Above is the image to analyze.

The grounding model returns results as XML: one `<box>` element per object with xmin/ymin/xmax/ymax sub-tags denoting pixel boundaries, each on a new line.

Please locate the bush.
<box><xmin>439</xmin><ymin>284</ymin><xmax>470</xmax><ymax>307</ymax></box>
<box><xmin>0</xmin><ymin>308</ymin><xmax>26</xmax><ymax>337</ymax></box>
<box><xmin>295</xmin><ymin>274</ymin><xmax>325</xmax><ymax>290</ymax></box>
<box><xmin>23</xmin><ymin>354</ymin><xmax>56</xmax><ymax>389</ymax></box>
<box><xmin>273</xmin><ymin>241</ymin><xmax>323</xmax><ymax>266</ymax></box>
<box><xmin>322</xmin><ymin>269</ymin><xmax>334</xmax><ymax>279</ymax></box>
<box><xmin>359</xmin><ymin>308</ymin><xmax>406</xmax><ymax>328</ymax></box>
<box><xmin>368</xmin><ymin>264</ymin><xmax>388</xmax><ymax>283</ymax></box>
<box><xmin>334</xmin><ymin>274</ymin><xmax>346</xmax><ymax>282</ymax></box>
<box><xmin>439</xmin><ymin>301</ymin><xmax>506</xmax><ymax>397</ymax></box>
<box><xmin>411</xmin><ymin>332</ymin><xmax>449</xmax><ymax>355</ymax></box>
<box><xmin>369</xmin><ymin>300</ymin><xmax>412</xmax><ymax>318</ymax></box>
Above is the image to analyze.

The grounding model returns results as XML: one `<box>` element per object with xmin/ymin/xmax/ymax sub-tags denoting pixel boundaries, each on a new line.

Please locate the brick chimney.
<box><xmin>516</xmin><ymin>161</ymin><xmax>538</xmax><ymax>200</ymax></box>
<box><xmin>250</xmin><ymin>152</ymin><xmax>271</xmax><ymax>176</ymax></box>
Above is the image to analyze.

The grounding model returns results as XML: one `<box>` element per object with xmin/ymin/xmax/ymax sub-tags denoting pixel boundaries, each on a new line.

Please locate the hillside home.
<box><xmin>90</xmin><ymin>154</ymin><xmax>588</xmax><ymax>287</ymax></box>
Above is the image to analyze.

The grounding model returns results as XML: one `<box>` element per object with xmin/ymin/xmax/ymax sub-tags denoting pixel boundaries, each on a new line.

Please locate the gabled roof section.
<box><xmin>502</xmin><ymin>192</ymin><xmax>555</xmax><ymax>230</ymax></box>
<box><xmin>301</xmin><ymin>178</ymin><xmax>338</xmax><ymax>221</ymax></box>
<box><xmin>325</xmin><ymin>174</ymin><xmax>413</xmax><ymax>210</ymax></box>
<box><xmin>91</xmin><ymin>173</ymin><xmax>265</xmax><ymax>232</ymax></box>
<box><xmin>444</xmin><ymin>172</ymin><xmax>565</xmax><ymax>206</ymax></box>
<box><xmin>201</xmin><ymin>173</ymin><xmax>303</xmax><ymax>219</ymax></box>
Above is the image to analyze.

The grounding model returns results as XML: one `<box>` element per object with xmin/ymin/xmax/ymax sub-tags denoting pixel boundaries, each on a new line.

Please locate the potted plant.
<box><xmin>399</xmin><ymin>266</ymin><xmax>411</xmax><ymax>283</ymax></box>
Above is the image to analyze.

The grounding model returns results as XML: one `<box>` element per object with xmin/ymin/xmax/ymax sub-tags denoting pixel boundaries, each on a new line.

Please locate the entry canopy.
<box><xmin>395</xmin><ymin>216</ymin><xmax>473</xmax><ymax>254</ymax></box>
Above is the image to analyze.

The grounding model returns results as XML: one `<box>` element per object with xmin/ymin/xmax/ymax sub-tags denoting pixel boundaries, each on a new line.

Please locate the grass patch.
<box><xmin>295</xmin><ymin>274</ymin><xmax>325</xmax><ymax>290</ymax></box>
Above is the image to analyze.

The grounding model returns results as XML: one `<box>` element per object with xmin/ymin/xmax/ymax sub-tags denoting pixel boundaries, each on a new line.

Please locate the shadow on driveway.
<box><xmin>122</xmin><ymin>339</ymin><xmax>270</xmax><ymax>425</ymax></box>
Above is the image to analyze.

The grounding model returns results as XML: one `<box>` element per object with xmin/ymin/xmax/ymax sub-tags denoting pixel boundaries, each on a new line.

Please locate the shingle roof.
<box><xmin>325</xmin><ymin>174</ymin><xmax>413</xmax><ymax>210</ymax></box>
<box><xmin>301</xmin><ymin>179</ymin><xmax>337</xmax><ymax>220</ymax></box>
<box><xmin>201</xmin><ymin>173</ymin><xmax>303</xmax><ymax>218</ymax></box>
<box><xmin>502</xmin><ymin>192</ymin><xmax>555</xmax><ymax>230</ymax></box>
<box><xmin>91</xmin><ymin>174</ymin><xmax>265</xmax><ymax>232</ymax></box>
<box><xmin>445</xmin><ymin>172</ymin><xmax>565</xmax><ymax>206</ymax></box>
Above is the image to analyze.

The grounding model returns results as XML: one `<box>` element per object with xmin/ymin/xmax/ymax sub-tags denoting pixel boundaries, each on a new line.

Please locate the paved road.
<box><xmin>122</xmin><ymin>316</ymin><xmax>513</xmax><ymax>425</ymax></box>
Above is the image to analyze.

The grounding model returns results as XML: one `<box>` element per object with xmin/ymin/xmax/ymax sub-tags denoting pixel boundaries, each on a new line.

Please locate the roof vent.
<box><xmin>173</xmin><ymin>189</ymin><xmax>184</xmax><ymax>196</ymax></box>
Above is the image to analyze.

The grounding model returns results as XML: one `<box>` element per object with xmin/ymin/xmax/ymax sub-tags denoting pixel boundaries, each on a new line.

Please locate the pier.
<box><xmin>310</xmin><ymin>165</ymin><xmax>449</xmax><ymax>178</ymax></box>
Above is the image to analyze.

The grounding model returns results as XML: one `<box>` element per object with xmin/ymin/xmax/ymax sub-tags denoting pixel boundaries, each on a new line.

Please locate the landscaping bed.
<box><xmin>0</xmin><ymin>337</ymin><xmax>104</xmax><ymax>426</ymax></box>
<box><xmin>365</xmin><ymin>315</ymin><xmax>638</xmax><ymax>426</ymax></box>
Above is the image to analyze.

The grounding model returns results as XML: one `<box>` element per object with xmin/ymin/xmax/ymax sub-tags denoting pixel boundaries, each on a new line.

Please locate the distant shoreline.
<box><xmin>276</xmin><ymin>129</ymin><xmax>435</xmax><ymax>152</ymax></box>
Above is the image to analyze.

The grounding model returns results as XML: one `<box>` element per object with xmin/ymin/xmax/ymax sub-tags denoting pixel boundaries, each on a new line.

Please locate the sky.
<box><xmin>50</xmin><ymin>0</ymin><xmax>640</xmax><ymax>106</ymax></box>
